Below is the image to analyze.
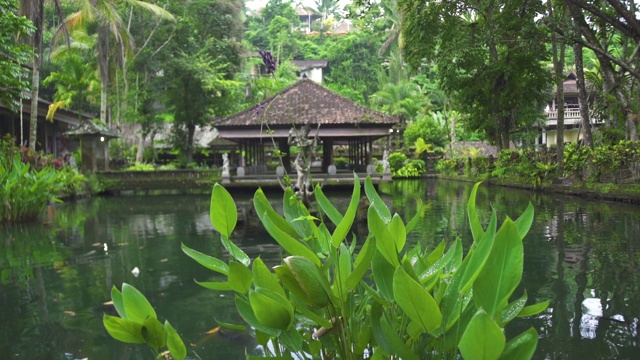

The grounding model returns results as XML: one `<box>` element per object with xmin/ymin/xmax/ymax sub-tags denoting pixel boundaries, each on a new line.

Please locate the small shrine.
<box><xmin>65</xmin><ymin>120</ymin><xmax>119</xmax><ymax>172</ymax></box>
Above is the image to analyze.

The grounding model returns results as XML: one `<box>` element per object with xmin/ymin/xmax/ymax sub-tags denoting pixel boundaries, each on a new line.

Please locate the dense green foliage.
<box><xmin>0</xmin><ymin>0</ymin><xmax>34</xmax><ymax>111</ymax></box>
<box><xmin>106</xmin><ymin>177</ymin><xmax>547</xmax><ymax>358</ymax></box>
<box><xmin>0</xmin><ymin>136</ymin><xmax>89</xmax><ymax>222</ymax></box>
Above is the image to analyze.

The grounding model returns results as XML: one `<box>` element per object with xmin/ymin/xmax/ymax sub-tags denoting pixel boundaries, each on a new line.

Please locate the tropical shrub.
<box><xmin>394</xmin><ymin>159</ymin><xmax>426</xmax><ymax>178</ymax></box>
<box><xmin>388</xmin><ymin>151</ymin><xmax>407</xmax><ymax>172</ymax></box>
<box><xmin>1</xmin><ymin>155</ymin><xmax>64</xmax><ymax>222</ymax></box>
<box><xmin>333</xmin><ymin>157</ymin><xmax>349</xmax><ymax>168</ymax></box>
<box><xmin>105</xmin><ymin>177</ymin><xmax>547</xmax><ymax>359</ymax></box>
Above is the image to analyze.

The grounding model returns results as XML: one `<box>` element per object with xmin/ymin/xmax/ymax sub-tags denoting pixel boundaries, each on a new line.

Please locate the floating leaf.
<box><xmin>459</xmin><ymin>309</ymin><xmax>505</xmax><ymax>360</ymax></box>
<box><xmin>210</xmin><ymin>183</ymin><xmax>237</xmax><ymax>238</ymax></box>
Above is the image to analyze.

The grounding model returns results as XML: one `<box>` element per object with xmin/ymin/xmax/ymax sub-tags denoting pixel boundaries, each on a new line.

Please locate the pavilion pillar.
<box><xmin>322</xmin><ymin>138</ymin><xmax>333</xmax><ymax>173</ymax></box>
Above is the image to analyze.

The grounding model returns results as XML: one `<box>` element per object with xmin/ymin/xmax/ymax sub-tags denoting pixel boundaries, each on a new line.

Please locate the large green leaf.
<box><xmin>195</xmin><ymin>280</ymin><xmax>232</xmax><ymax>291</ymax></box>
<box><xmin>468</xmin><ymin>182</ymin><xmax>485</xmax><ymax>242</ymax></box>
<box><xmin>331</xmin><ymin>173</ymin><xmax>360</xmax><ymax>248</ymax></box>
<box><xmin>368</xmin><ymin>206</ymin><xmax>399</xmax><ymax>267</ymax></box>
<box><xmin>405</xmin><ymin>199</ymin><xmax>425</xmax><ymax>234</ymax></box>
<box><xmin>473</xmin><ymin>218</ymin><xmax>523</xmax><ymax>317</ymax></box>
<box><xmin>111</xmin><ymin>286</ymin><xmax>126</xmax><ymax>319</ymax></box>
<box><xmin>500</xmin><ymin>292</ymin><xmax>528</xmax><ymax>326</ymax></box>
<box><xmin>142</xmin><ymin>316</ymin><xmax>167</xmax><ymax>350</ymax></box>
<box><xmin>249</xmin><ymin>288</ymin><xmax>294</xmax><ymax>330</ymax></box>
<box><xmin>389</xmin><ymin>214</ymin><xmax>407</xmax><ymax>252</ymax></box>
<box><xmin>365</xmin><ymin>175</ymin><xmax>392</xmax><ymax>223</ymax></box>
<box><xmin>283</xmin><ymin>187</ymin><xmax>315</xmax><ymax>239</ymax></box>
<box><xmin>314</xmin><ymin>184</ymin><xmax>343</xmax><ymax>226</ymax></box>
<box><xmin>498</xmin><ymin>327</ymin><xmax>538</xmax><ymax>360</ymax></box>
<box><xmin>371</xmin><ymin>303</ymin><xmax>417</xmax><ymax>360</ymax></box>
<box><xmin>518</xmin><ymin>300</ymin><xmax>550</xmax><ymax>318</ymax></box>
<box><xmin>393</xmin><ymin>267</ymin><xmax>442</xmax><ymax>333</ymax></box>
<box><xmin>346</xmin><ymin>236</ymin><xmax>375</xmax><ymax>290</ymax></box>
<box><xmin>419</xmin><ymin>238</ymin><xmax>461</xmax><ymax>283</ymax></box>
<box><xmin>181</xmin><ymin>243</ymin><xmax>229</xmax><ymax>275</ymax></box>
<box><xmin>252</xmin><ymin>257</ymin><xmax>285</xmax><ymax>297</ymax></box>
<box><xmin>261</xmin><ymin>210</ymin><xmax>321</xmax><ymax>265</ymax></box>
<box><xmin>458</xmin><ymin>210</ymin><xmax>497</xmax><ymax>294</ymax></box>
<box><xmin>335</xmin><ymin>243</ymin><xmax>352</xmax><ymax>300</ymax></box>
<box><xmin>459</xmin><ymin>309</ymin><xmax>505</xmax><ymax>360</ymax></box>
<box><xmin>220</xmin><ymin>235</ymin><xmax>250</xmax><ymax>267</ymax></box>
<box><xmin>122</xmin><ymin>283</ymin><xmax>156</xmax><ymax>324</ymax></box>
<box><xmin>254</xmin><ymin>188</ymin><xmax>299</xmax><ymax>238</ymax></box>
<box><xmin>228</xmin><ymin>261</ymin><xmax>253</xmax><ymax>294</ymax></box>
<box><xmin>210</xmin><ymin>183</ymin><xmax>237</xmax><ymax>238</ymax></box>
<box><xmin>372</xmin><ymin>250</ymin><xmax>395</xmax><ymax>301</ymax></box>
<box><xmin>103</xmin><ymin>315</ymin><xmax>145</xmax><ymax>344</ymax></box>
<box><xmin>235</xmin><ymin>296</ymin><xmax>281</xmax><ymax>337</ymax></box>
<box><xmin>514</xmin><ymin>203</ymin><xmax>534</xmax><ymax>240</ymax></box>
<box><xmin>165</xmin><ymin>320</ymin><xmax>187</xmax><ymax>360</ymax></box>
<box><xmin>284</xmin><ymin>256</ymin><xmax>332</xmax><ymax>308</ymax></box>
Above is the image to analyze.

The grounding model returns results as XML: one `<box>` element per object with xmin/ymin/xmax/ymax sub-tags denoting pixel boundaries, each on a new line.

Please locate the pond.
<box><xmin>1</xmin><ymin>180</ymin><xmax>639</xmax><ymax>359</ymax></box>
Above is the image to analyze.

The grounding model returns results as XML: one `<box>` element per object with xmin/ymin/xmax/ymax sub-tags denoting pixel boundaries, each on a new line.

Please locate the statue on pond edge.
<box><xmin>288</xmin><ymin>124</ymin><xmax>317</xmax><ymax>201</ymax></box>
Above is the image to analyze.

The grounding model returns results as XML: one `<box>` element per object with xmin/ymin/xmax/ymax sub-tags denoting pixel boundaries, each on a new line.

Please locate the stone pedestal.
<box><xmin>276</xmin><ymin>166</ymin><xmax>285</xmax><ymax>177</ymax></box>
<box><xmin>366</xmin><ymin>164</ymin><xmax>375</xmax><ymax>175</ymax></box>
<box><xmin>328</xmin><ymin>165</ymin><xmax>337</xmax><ymax>176</ymax></box>
<box><xmin>221</xmin><ymin>170</ymin><xmax>230</xmax><ymax>184</ymax></box>
<box><xmin>236</xmin><ymin>166</ymin><xmax>245</xmax><ymax>177</ymax></box>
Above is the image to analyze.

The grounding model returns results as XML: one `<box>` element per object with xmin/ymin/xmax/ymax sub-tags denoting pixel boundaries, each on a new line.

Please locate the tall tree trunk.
<box><xmin>570</xmin><ymin>3</ymin><xmax>637</xmax><ymax>141</ymax></box>
<box><xmin>186</xmin><ymin>124</ymin><xmax>195</xmax><ymax>164</ymax></box>
<box><xmin>27</xmin><ymin>0</ymin><xmax>44</xmax><ymax>151</ymax></box>
<box><xmin>98</xmin><ymin>25</ymin><xmax>110</xmax><ymax>124</ymax></box>
<box><xmin>550</xmin><ymin>24</ymin><xmax>565</xmax><ymax>171</ymax></box>
<box><xmin>135</xmin><ymin>132</ymin><xmax>146</xmax><ymax>164</ymax></box>
<box><xmin>574</xmin><ymin>42</ymin><xmax>594</xmax><ymax>148</ymax></box>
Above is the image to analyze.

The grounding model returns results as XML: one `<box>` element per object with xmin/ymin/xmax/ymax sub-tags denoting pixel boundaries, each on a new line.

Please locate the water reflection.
<box><xmin>1</xmin><ymin>182</ymin><xmax>639</xmax><ymax>359</ymax></box>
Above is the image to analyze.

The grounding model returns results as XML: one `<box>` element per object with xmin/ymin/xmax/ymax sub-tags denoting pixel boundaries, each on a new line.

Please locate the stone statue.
<box><xmin>382</xmin><ymin>147</ymin><xmax>390</xmax><ymax>174</ymax></box>
<box><xmin>221</xmin><ymin>153</ymin><xmax>230</xmax><ymax>183</ymax></box>
<box><xmin>222</xmin><ymin>153</ymin><xmax>230</xmax><ymax>175</ymax></box>
<box><xmin>288</xmin><ymin>124</ymin><xmax>316</xmax><ymax>198</ymax></box>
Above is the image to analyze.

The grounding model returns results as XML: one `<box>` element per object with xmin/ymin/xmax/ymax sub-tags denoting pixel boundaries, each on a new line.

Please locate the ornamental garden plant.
<box><xmin>105</xmin><ymin>176</ymin><xmax>547</xmax><ymax>359</ymax></box>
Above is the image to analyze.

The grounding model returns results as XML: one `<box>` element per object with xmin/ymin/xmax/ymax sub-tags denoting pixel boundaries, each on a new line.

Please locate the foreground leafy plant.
<box><xmin>105</xmin><ymin>175</ymin><xmax>548</xmax><ymax>359</ymax></box>
<box><xmin>103</xmin><ymin>283</ymin><xmax>186</xmax><ymax>360</ymax></box>
<box><xmin>189</xmin><ymin>176</ymin><xmax>546</xmax><ymax>359</ymax></box>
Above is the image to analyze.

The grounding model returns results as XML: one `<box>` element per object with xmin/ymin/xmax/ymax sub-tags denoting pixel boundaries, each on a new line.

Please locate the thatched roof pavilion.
<box><xmin>215</xmin><ymin>79</ymin><xmax>401</xmax><ymax>173</ymax></box>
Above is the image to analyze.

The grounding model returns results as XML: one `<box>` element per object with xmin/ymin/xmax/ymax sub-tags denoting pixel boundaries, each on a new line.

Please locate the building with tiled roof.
<box><xmin>215</xmin><ymin>79</ymin><xmax>400</xmax><ymax>173</ymax></box>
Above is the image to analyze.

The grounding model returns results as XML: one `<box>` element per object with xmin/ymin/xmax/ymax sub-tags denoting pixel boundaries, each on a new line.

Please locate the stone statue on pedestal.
<box><xmin>288</xmin><ymin>124</ymin><xmax>316</xmax><ymax>200</ymax></box>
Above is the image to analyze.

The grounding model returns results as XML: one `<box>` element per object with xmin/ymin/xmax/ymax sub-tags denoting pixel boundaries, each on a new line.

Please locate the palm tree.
<box><xmin>20</xmin><ymin>0</ymin><xmax>69</xmax><ymax>150</ymax></box>
<box><xmin>58</xmin><ymin>0</ymin><xmax>173</xmax><ymax>125</ymax></box>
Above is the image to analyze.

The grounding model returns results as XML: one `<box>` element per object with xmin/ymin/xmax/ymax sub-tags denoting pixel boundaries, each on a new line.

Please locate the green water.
<box><xmin>1</xmin><ymin>180</ymin><xmax>639</xmax><ymax>359</ymax></box>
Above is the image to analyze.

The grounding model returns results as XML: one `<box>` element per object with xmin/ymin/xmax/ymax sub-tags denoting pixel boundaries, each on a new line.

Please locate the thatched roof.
<box><xmin>65</xmin><ymin>120</ymin><xmax>119</xmax><ymax>138</ymax></box>
<box><xmin>215</xmin><ymin>79</ymin><xmax>400</xmax><ymax>128</ymax></box>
